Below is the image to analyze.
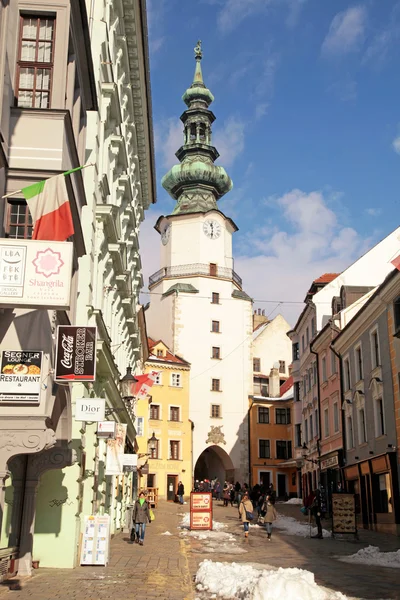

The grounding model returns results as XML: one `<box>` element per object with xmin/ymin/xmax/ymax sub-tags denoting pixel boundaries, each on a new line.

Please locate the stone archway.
<box><xmin>194</xmin><ymin>445</ymin><xmax>235</xmax><ymax>484</ymax></box>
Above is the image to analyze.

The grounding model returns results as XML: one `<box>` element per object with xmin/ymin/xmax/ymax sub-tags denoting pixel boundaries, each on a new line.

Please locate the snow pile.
<box><xmin>179</xmin><ymin>512</ymin><xmax>226</xmax><ymax>531</ymax></box>
<box><xmin>339</xmin><ymin>545</ymin><xmax>400</xmax><ymax>569</ymax></box>
<box><xmin>275</xmin><ymin>514</ymin><xmax>330</xmax><ymax>538</ymax></box>
<box><xmin>183</xmin><ymin>530</ymin><xmax>247</xmax><ymax>555</ymax></box>
<box><xmin>285</xmin><ymin>498</ymin><xmax>303</xmax><ymax>505</ymax></box>
<box><xmin>161</xmin><ymin>531</ymin><xmax>172</xmax><ymax>536</ymax></box>
<box><xmin>195</xmin><ymin>560</ymin><xmax>348</xmax><ymax>599</ymax></box>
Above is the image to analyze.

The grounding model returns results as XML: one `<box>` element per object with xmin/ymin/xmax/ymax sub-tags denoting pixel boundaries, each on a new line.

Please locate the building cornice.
<box><xmin>122</xmin><ymin>0</ymin><xmax>156</xmax><ymax>208</ymax></box>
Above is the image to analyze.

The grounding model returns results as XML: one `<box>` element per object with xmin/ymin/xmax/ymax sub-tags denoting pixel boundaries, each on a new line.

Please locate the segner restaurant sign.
<box><xmin>0</xmin><ymin>239</ymin><xmax>73</xmax><ymax>309</ymax></box>
<box><xmin>55</xmin><ymin>326</ymin><xmax>97</xmax><ymax>382</ymax></box>
<box><xmin>0</xmin><ymin>350</ymin><xmax>43</xmax><ymax>403</ymax></box>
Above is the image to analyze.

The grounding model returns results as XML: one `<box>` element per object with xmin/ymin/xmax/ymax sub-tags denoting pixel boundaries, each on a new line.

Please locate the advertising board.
<box><xmin>75</xmin><ymin>398</ymin><xmax>105</xmax><ymax>422</ymax></box>
<box><xmin>0</xmin><ymin>350</ymin><xmax>42</xmax><ymax>403</ymax></box>
<box><xmin>55</xmin><ymin>326</ymin><xmax>97</xmax><ymax>382</ymax></box>
<box><xmin>190</xmin><ymin>492</ymin><xmax>212</xmax><ymax>530</ymax></box>
<box><xmin>0</xmin><ymin>239</ymin><xmax>73</xmax><ymax>309</ymax></box>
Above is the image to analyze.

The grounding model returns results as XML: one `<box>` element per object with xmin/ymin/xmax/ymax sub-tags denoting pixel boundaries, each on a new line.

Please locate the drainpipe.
<box><xmin>248</xmin><ymin>397</ymin><xmax>254</xmax><ymax>487</ymax></box>
<box><xmin>330</xmin><ymin>341</ymin><xmax>347</xmax><ymax>492</ymax></box>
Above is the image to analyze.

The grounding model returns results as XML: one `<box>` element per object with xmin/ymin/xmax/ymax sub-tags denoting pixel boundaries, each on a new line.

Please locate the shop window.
<box><xmin>373</xmin><ymin>473</ymin><xmax>393</xmax><ymax>513</ymax></box>
<box><xmin>16</xmin><ymin>15</ymin><xmax>55</xmax><ymax>108</ymax></box>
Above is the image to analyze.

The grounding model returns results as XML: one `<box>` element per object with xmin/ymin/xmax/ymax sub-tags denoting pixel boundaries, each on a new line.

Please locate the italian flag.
<box><xmin>21</xmin><ymin>168</ymin><xmax>80</xmax><ymax>241</ymax></box>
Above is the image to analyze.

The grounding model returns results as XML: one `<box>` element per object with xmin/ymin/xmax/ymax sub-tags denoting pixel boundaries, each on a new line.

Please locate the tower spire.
<box><xmin>161</xmin><ymin>42</ymin><xmax>232</xmax><ymax>215</ymax></box>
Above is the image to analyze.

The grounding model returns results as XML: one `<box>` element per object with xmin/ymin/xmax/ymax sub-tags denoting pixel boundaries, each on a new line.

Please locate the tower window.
<box><xmin>212</xmin><ymin>347</ymin><xmax>221</xmax><ymax>359</ymax></box>
<box><xmin>211</xmin><ymin>404</ymin><xmax>221</xmax><ymax>418</ymax></box>
<box><xmin>199</xmin><ymin>124</ymin><xmax>206</xmax><ymax>141</ymax></box>
<box><xmin>211</xmin><ymin>378</ymin><xmax>221</xmax><ymax>392</ymax></box>
<box><xmin>211</xmin><ymin>320</ymin><xmax>220</xmax><ymax>333</ymax></box>
<box><xmin>211</xmin><ymin>292</ymin><xmax>220</xmax><ymax>304</ymax></box>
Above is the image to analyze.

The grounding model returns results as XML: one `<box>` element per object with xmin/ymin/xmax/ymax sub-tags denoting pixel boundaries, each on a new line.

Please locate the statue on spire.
<box><xmin>194</xmin><ymin>40</ymin><xmax>202</xmax><ymax>59</ymax></box>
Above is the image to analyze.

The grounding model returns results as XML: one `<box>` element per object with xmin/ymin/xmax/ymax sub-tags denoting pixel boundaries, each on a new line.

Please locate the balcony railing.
<box><xmin>149</xmin><ymin>263</ymin><xmax>242</xmax><ymax>288</ymax></box>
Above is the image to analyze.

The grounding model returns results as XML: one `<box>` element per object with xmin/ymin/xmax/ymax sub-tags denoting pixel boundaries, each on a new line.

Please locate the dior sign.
<box><xmin>55</xmin><ymin>326</ymin><xmax>97</xmax><ymax>382</ymax></box>
<box><xmin>75</xmin><ymin>398</ymin><xmax>105</xmax><ymax>422</ymax></box>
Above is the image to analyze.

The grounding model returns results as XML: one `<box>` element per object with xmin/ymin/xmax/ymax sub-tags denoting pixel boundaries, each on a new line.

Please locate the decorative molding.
<box><xmin>206</xmin><ymin>426</ymin><xmax>226</xmax><ymax>445</ymax></box>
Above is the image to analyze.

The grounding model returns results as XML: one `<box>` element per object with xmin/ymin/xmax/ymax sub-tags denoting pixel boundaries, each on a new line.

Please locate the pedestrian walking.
<box><xmin>132</xmin><ymin>491</ymin><xmax>151</xmax><ymax>546</ymax></box>
<box><xmin>310</xmin><ymin>489</ymin><xmax>323</xmax><ymax>539</ymax></box>
<box><xmin>262</xmin><ymin>495</ymin><xmax>277</xmax><ymax>541</ymax></box>
<box><xmin>177</xmin><ymin>481</ymin><xmax>184</xmax><ymax>505</ymax></box>
<box><xmin>215</xmin><ymin>480</ymin><xmax>221</xmax><ymax>501</ymax></box>
<box><xmin>222</xmin><ymin>483</ymin><xmax>230</xmax><ymax>507</ymax></box>
<box><xmin>239</xmin><ymin>491</ymin><xmax>254</xmax><ymax>538</ymax></box>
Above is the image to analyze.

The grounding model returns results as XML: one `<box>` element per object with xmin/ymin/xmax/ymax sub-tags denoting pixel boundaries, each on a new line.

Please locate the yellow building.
<box><xmin>136</xmin><ymin>338</ymin><xmax>192</xmax><ymax>501</ymax></box>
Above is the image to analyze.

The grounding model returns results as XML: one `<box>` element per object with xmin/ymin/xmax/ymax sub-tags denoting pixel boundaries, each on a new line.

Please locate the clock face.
<box><xmin>203</xmin><ymin>219</ymin><xmax>221</xmax><ymax>240</ymax></box>
<box><xmin>161</xmin><ymin>224</ymin><xmax>171</xmax><ymax>245</ymax></box>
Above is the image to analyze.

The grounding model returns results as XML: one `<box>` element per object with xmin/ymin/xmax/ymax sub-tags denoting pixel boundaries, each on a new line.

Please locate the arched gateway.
<box><xmin>194</xmin><ymin>445</ymin><xmax>235</xmax><ymax>484</ymax></box>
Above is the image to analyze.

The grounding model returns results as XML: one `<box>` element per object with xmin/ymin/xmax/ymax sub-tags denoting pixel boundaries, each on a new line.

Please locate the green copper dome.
<box><xmin>161</xmin><ymin>41</ymin><xmax>233</xmax><ymax>216</ymax></box>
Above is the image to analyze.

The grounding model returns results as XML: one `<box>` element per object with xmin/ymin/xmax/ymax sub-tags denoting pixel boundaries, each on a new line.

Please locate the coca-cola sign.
<box><xmin>55</xmin><ymin>326</ymin><xmax>97</xmax><ymax>382</ymax></box>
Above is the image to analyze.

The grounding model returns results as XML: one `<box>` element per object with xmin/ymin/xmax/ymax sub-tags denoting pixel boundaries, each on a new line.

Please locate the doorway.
<box><xmin>277</xmin><ymin>474</ymin><xmax>287</xmax><ymax>498</ymax></box>
<box><xmin>167</xmin><ymin>475</ymin><xmax>178</xmax><ymax>501</ymax></box>
<box><xmin>259</xmin><ymin>472</ymin><xmax>270</xmax><ymax>488</ymax></box>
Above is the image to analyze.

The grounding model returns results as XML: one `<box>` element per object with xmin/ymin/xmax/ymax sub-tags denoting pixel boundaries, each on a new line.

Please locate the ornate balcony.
<box><xmin>149</xmin><ymin>262</ymin><xmax>242</xmax><ymax>289</ymax></box>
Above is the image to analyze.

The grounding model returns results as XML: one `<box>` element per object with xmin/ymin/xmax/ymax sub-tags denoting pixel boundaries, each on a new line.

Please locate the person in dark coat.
<box><xmin>310</xmin><ymin>489</ymin><xmax>323</xmax><ymax>539</ymax></box>
<box><xmin>132</xmin><ymin>491</ymin><xmax>151</xmax><ymax>545</ymax></box>
<box><xmin>177</xmin><ymin>481</ymin><xmax>184</xmax><ymax>504</ymax></box>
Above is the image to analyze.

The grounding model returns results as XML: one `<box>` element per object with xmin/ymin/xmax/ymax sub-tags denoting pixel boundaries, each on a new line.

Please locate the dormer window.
<box><xmin>157</xmin><ymin>349</ymin><xmax>163</xmax><ymax>357</ymax></box>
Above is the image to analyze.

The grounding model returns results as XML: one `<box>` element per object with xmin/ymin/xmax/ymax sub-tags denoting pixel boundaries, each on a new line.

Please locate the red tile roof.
<box><xmin>147</xmin><ymin>337</ymin><xmax>189</xmax><ymax>365</ymax></box>
<box><xmin>280</xmin><ymin>375</ymin><xmax>293</xmax><ymax>397</ymax></box>
<box><xmin>313</xmin><ymin>273</ymin><xmax>340</xmax><ymax>284</ymax></box>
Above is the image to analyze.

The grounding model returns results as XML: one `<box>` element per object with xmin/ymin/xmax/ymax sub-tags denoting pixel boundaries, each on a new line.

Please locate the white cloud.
<box><xmin>154</xmin><ymin>118</ymin><xmax>183</xmax><ymax>169</ymax></box>
<box><xmin>235</xmin><ymin>189</ymin><xmax>372</xmax><ymax>325</ymax></box>
<box><xmin>321</xmin><ymin>6</ymin><xmax>367</xmax><ymax>57</ymax></box>
<box><xmin>392</xmin><ymin>135</ymin><xmax>400</xmax><ymax>155</ymax></box>
<box><xmin>365</xmin><ymin>208</ymin><xmax>381</xmax><ymax>217</ymax></box>
<box><xmin>327</xmin><ymin>76</ymin><xmax>357</xmax><ymax>102</ymax></box>
<box><xmin>255</xmin><ymin>103</ymin><xmax>269</xmax><ymax>120</ymax></box>
<box><xmin>214</xmin><ymin>116</ymin><xmax>245</xmax><ymax>167</ymax></box>
<box><xmin>217</xmin><ymin>0</ymin><xmax>272</xmax><ymax>33</ymax></box>
<box><xmin>150</xmin><ymin>36</ymin><xmax>165</xmax><ymax>54</ymax></box>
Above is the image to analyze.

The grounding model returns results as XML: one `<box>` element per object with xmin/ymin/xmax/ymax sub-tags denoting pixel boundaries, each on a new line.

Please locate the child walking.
<box><xmin>262</xmin><ymin>494</ymin><xmax>277</xmax><ymax>541</ymax></box>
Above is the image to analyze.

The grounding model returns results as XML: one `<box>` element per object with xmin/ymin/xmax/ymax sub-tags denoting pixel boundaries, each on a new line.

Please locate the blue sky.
<box><xmin>140</xmin><ymin>0</ymin><xmax>400</xmax><ymax>324</ymax></box>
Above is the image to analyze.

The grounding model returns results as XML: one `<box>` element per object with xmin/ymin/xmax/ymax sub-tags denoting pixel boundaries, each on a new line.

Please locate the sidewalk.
<box><xmin>0</xmin><ymin>502</ymin><xmax>194</xmax><ymax>600</ymax></box>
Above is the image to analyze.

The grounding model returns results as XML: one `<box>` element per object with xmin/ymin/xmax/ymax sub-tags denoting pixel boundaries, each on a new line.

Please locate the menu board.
<box><xmin>332</xmin><ymin>493</ymin><xmax>357</xmax><ymax>534</ymax></box>
<box><xmin>191</xmin><ymin>493</ymin><xmax>212</xmax><ymax>510</ymax></box>
<box><xmin>190</xmin><ymin>492</ymin><xmax>212</xmax><ymax>530</ymax></box>
<box><xmin>80</xmin><ymin>514</ymin><xmax>110</xmax><ymax>565</ymax></box>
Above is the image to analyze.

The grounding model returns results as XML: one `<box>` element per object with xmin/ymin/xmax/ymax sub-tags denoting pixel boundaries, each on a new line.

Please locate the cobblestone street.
<box><xmin>1</xmin><ymin>501</ymin><xmax>399</xmax><ymax>599</ymax></box>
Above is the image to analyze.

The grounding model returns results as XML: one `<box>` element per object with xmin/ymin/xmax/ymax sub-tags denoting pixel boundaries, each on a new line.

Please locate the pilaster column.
<box><xmin>196</xmin><ymin>123</ymin><xmax>200</xmax><ymax>143</ymax></box>
<box><xmin>17</xmin><ymin>480</ymin><xmax>38</xmax><ymax>576</ymax></box>
<box><xmin>0</xmin><ymin>469</ymin><xmax>10</xmax><ymax>545</ymax></box>
<box><xmin>8</xmin><ymin>455</ymin><xmax>27</xmax><ymax>548</ymax></box>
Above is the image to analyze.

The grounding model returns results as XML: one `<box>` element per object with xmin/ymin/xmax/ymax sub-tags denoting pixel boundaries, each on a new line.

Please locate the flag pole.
<box><xmin>1</xmin><ymin>162</ymin><xmax>95</xmax><ymax>199</ymax></box>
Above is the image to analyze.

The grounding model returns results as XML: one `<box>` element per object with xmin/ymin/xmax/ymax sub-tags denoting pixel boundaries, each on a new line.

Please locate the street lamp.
<box><xmin>119</xmin><ymin>366</ymin><xmax>138</xmax><ymax>401</ymax></box>
<box><xmin>148</xmin><ymin>432</ymin><xmax>158</xmax><ymax>453</ymax></box>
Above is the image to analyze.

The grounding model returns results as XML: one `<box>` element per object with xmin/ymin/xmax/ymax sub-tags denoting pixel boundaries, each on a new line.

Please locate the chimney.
<box><xmin>269</xmin><ymin>363</ymin><xmax>280</xmax><ymax>398</ymax></box>
<box><xmin>253</xmin><ymin>308</ymin><xmax>269</xmax><ymax>331</ymax></box>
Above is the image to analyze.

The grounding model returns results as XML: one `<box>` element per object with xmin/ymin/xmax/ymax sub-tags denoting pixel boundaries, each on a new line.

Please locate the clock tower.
<box><xmin>145</xmin><ymin>42</ymin><xmax>253</xmax><ymax>484</ymax></box>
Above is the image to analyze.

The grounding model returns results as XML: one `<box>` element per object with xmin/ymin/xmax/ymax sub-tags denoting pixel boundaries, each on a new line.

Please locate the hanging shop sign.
<box><xmin>55</xmin><ymin>326</ymin><xmax>97</xmax><ymax>382</ymax></box>
<box><xmin>105</xmin><ymin>423</ymin><xmax>127</xmax><ymax>475</ymax></box>
<box><xmin>75</xmin><ymin>398</ymin><xmax>105</xmax><ymax>422</ymax></box>
<box><xmin>332</xmin><ymin>493</ymin><xmax>357</xmax><ymax>536</ymax></box>
<box><xmin>0</xmin><ymin>239</ymin><xmax>73</xmax><ymax>309</ymax></box>
<box><xmin>122</xmin><ymin>454</ymin><xmax>138</xmax><ymax>467</ymax></box>
<box><xmin>0</xmin><ymin>350</ymin><xmax>43</xmax><ymax>403</ymax></box>
<box><xmin>97</xmin><ymin>421</ymin><xmax>116</xmax><ymax>437</ymax></box>
<box><xmin>320</xmin><ymin>454</ymin><xmax>339</xmax><ymax>471</ymax></box>
<box><xmin>190</xmin><ymin>492</ymin><xmax>213</xmax><ymax>530</ymax></box>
